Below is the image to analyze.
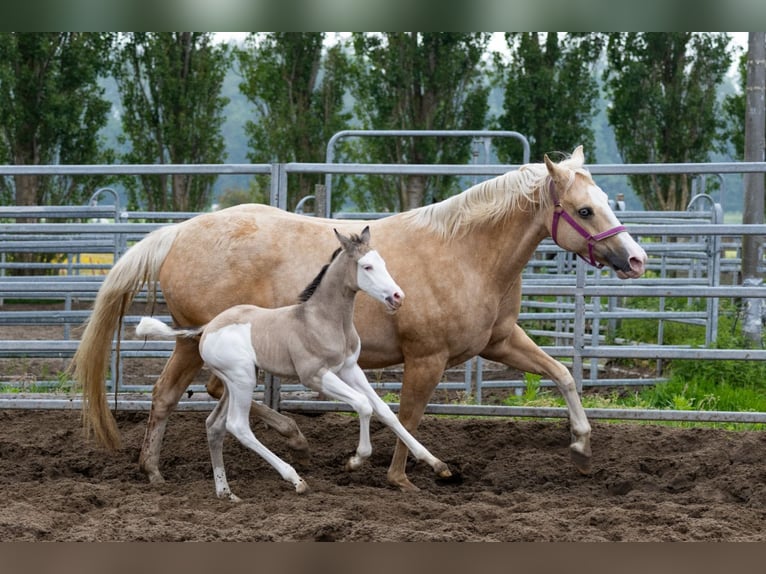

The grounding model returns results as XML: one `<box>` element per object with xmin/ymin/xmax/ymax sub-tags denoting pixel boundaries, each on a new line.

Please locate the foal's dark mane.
<box><xmin>298</xmin><ymin>247</ymin><xmax>342</xmax><ymax>303</ymax></box>
<box><xmin>297</xmin><ymin>232</ymin><xmax>366</xmax><ymax>303</ymax></box>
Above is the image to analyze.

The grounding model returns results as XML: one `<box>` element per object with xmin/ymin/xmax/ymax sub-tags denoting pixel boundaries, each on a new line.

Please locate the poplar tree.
<box><xmin>0</xmin><ymin>32</ymin><xmax>114</xmax><ymax>206</ymax></box>
<box><xmin>603</xmin><ymin>33</ymin><xmax>732</xmax><ymax>211</ymax></box>
<box><xmin>237</xmin><ymin>33</ymin><xmax>351</xmax><ymax>211</ymax></box>
<box><xmin>493</xmin><ymin>32</ymin><xmax>604</xmax><ymax>164</ymax></box>
<box><xmin>113</xmin><ymin>32</ymin><xmax>230</xmax><ymax>211</ymax></box>
<box><xmin>349</xmin><ymin>33</ymin><xmax>490</xmax><ymax>211</ymax></box>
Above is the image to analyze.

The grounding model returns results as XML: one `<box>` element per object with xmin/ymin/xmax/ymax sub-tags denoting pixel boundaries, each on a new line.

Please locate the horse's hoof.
<box><xmin>295</xmin><ymin>479</ymin><xmax>309</xmax><ymax>494</ymax></box>
<box><xmin>288</xmin><ymin>436</ymin><xmax>311</xmax><ymax>458</ymax></box>
<box><xmin>291</xmin><ymin>446</ymin><xmax>311</xmax><ymax>466</ymax></box>
<box><xmin>229</xmin><ymin>493</ymin><xmax>243</xmax><ymax>503</ymax></box>
<box><xmin>570</xmin><ymin>445</ymin><xmax>592</xmax><ymax>475</ymax></box>
<box><xmin>388</xmin><ymin>474</ymin><xmax>420</xmax><ymax>492</ymax></box>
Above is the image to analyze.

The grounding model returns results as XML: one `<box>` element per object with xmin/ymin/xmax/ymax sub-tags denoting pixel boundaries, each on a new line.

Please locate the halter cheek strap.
<box><xmin>548</xmin><ymin>180</ymin><xmax>626</xmax><ymax>268</ymax></box>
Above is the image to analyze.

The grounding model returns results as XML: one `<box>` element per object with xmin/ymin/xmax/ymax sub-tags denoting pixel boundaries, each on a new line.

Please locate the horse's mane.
<box><xmin>401</xmin><ymin>153</ymin><xmax>587</xmax><ymax>240</ymax></box>
<box><xmin>298</xmin><ymin>231</ymin><xmax>367</xmax><ymax>303</ymax></box>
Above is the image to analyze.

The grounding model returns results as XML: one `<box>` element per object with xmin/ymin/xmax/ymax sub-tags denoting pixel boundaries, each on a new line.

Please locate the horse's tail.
<box><xmin>136</xmin><ymin>316</ymin><xmax>204</xmax><ymax>340</ymax></box>
<box><xmin>68</xmin><ymin>224</ymin><xmax>181</xmax><ymax>451</ymax></box>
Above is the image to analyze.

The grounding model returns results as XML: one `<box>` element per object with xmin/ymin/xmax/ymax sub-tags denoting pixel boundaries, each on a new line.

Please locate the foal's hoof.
<box><xmin>344</xmin><ymin>455</ymin><xmax>365</xmax><ymax>471</ymax></box>
<box><xmin>570</xmin><ymin>444</ymin><xmax>592</xmax><ymax>475</ymax></box>
<box><xmin>145</xmin><ymin>470</ymin><xmax>166</xmax><ymax>485</ymax></box>
<box><xmin>295</xmin><ymin>479</ymin><xmax>309</xmax><ymax>494</ymax></box>
<box><xmin>434</xmin><ymin>461</ymin><xmax>452</xmax><ymax>479</ymax></box>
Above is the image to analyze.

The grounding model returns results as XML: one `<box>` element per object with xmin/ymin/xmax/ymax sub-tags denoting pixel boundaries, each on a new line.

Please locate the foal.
<box><xmin>137</xmin><ymin>227</ymin><xmax>451</xmax><ymax>500</ymax></box>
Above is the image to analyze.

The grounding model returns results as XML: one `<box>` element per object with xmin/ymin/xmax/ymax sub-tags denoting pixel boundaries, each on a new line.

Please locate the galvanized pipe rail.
<box><xmin>1</xmin><ymin>159</ymin><xmax>766</xmax><ymax>425</ymax></box>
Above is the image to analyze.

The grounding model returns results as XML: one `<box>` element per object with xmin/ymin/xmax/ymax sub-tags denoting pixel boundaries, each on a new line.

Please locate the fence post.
<box><xmin>314</xmin><ymin>184</ymin><xmax>327</xmax><ymax>218</ymax></box>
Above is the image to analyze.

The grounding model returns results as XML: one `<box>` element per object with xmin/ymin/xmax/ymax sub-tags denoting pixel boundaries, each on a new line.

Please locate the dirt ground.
<box><xmin>2</xmin><ymin>302</ymin><xmax>766</xmax><ymax>542</ymax></box>
<box><xmin>1</xmin><ymin>405</ymin><xmax>766</xmax><ymax>542</ymax></box>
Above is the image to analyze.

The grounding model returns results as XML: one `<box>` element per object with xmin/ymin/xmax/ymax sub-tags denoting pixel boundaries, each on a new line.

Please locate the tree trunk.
<box><xmin>741</xmin><ymin>32</ymin><xmax>766</xmax><ymax>346</ymax></box>
<box><xmin>404</xmin><ymin>174</ymin><xmax>426</xmax><ymax>211</ymax></box>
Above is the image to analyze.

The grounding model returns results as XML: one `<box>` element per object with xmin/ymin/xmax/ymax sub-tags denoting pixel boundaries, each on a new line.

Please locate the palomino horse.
<box><xmin>135</xmin><ymin>228</ymin><xmax>451</xmax><ymax>500</ymax></box>
<box><xmin>70</xmin><ymin>146</ymin><xmax>647</xmax><ymax>492</ymax></box>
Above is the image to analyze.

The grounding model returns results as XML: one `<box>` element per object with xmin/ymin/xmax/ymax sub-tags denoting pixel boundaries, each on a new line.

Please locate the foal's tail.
<box><xmin>136</xmin><ymin>316</ymin><xmax>204</xmax><ymax>340</ymax></box>
<box><xmin>68</xmin><ymin>224</ymin><xmax>181</xmax><ymax>451</ymax></box>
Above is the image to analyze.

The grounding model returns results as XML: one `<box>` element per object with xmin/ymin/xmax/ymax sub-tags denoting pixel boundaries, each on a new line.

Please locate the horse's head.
<box><xmin>542</xmin><ymin>146</ymin><xmax>646</xmax><ymax>279</ymax></box>
<box><xmin>334</xmin><ymin>226</ymin><xmax>405</xmax><ymax>313</ymax></box>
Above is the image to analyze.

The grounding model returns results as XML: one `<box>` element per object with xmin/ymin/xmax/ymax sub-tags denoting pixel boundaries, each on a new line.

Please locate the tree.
<box><xmin>603</xmin><ymin>33</ymin><xmax>733</xmax><ymax>211</ymax></box>
<box><xmin>113</xmin><ymin>33</ymin><xmax>231</xmax><ymax>211</ymax></box>
<box><xmin>349</xmin><ymin>33</ymin><xmax>491</xmax><ymax>211</ymax></box>
<box><xmin>0</xmin><ymin>33</ymin><xmax>115</xmax><ymax>206</ymax></box>
<box><xmin>238</xmin><ymin>33</ymin><xmax>351</xmax><ymax>211</ymax></box>
<box><xmin>493</xmin><ymin>33</ymin><xmax>604</xmax><ymax>164</ymax></box>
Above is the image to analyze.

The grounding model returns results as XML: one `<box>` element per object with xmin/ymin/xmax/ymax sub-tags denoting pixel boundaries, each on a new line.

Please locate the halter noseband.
<box><xmin>548</xmin><ymin>180</ymin><xmax>626</xmax><ymax>268</ymax></box>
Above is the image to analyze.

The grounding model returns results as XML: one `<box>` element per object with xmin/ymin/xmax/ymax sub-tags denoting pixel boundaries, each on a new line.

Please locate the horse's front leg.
<box><xmin>341</xmin><ymin>363</ymin><xmax>451</xmax><ymax>480</ymax></box>
<box><xmin>387</xmin><ymin>353</ymin><xmax>449</xmax><ymax>491</ymax></box>
<box><xmin>140</xmin><ymin>338</ymin><xmax>204</xmax><ymax>484</ymax></box>
<box><xmin>482</xmin><ymin>324</ymin><xmax>592</xmax><ymax>474</ymax></box>
<box><xmin>304</xmin><ymin>369</ymin><xmax>374</xmax><ymax>470</ymax></box>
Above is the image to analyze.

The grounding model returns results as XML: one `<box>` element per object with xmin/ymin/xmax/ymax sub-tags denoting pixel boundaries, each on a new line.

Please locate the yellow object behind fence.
<box><xmin>55</xmin><ymin>253</ymin><xmax>114</xmax><ymax>275</ymax></box>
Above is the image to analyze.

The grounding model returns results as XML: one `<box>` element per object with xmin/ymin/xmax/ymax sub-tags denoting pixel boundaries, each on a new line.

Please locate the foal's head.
<box><xmin>334</xmin><ymin>226</ymin><xmax>405</xmax><ymax>313</ymax></box>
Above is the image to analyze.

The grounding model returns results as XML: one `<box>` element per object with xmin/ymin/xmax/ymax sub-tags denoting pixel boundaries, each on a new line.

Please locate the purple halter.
<box><xmin>548</xmin><ymin>180</ymin><xmax>626</xmax><ymax>268</ymax></box>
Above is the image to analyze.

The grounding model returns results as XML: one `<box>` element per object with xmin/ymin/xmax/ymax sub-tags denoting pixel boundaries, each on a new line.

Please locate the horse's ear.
<box><xmin>571</xmin><ymin>145</ymin><xmax>584</xmax><ymax>166</ymax></box>
<box><xmin>360</xmin><ymin>225</ymin><xmax>370</xmax><ymax>244</ymax></box>
<box><xmin>544</xmin><ymin>153</ymin><xmax>569</xmax><ymax>189</ymax></box>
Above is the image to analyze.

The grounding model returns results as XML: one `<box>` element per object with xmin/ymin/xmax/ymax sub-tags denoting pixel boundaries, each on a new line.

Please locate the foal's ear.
<box><xmin>360</xmin><ymin>225</ymin><xmax>371</xmax><ymax>244</ymax></box>
<box><xmin>334</xmin><ymin>228</ymin><xmax>352</xmax><ymax>251</ymax></box>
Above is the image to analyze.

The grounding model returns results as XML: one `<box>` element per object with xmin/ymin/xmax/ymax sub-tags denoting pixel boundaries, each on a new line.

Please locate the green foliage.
<box><xmin>217</xmin><ymin>179</ymin><xmax>269</xmax><ymax>209</ymax></box>
<box><xmin>113</xmin><ymin>33</ymin><xmax>231</xmax><ymax>211</ymax></box>
<box><xmin>238</xmin><ymin>33</ymin><xmax>352</xmax><ymax>211</ymax></box>
<box><xmin>492</xmin><ymin>32</ymin><xmax>604</xmax><ymax>164</ymax></box>
<box><xmin>0</xmin><ymin>32</ymin><xmax>116</xmax><ymax>206</ymax></box>
<box><xmin>722</xmin><ymin>51</ymin><xmax>748</xmax><ymax>159</ymax></box>
<box><xmin>603</xmin><ymin>33</ymin><xmax>733</xmax><ymax>211</ymax></box>
<box><xmin>347</xmin><ymin>33</ymin><xmax>491</xmax><ymax>211</ymax></box>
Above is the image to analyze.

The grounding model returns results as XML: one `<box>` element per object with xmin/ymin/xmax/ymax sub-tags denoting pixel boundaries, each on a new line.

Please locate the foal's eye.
<box><xmin>578</xmin><ymin>207</ymin><xmax>593</xmax><ymax>218</ymax></box>
<box><xmin>363</xmin><ymin>265</ymin><xmax>373</xmax><ymax>271</ymax></box>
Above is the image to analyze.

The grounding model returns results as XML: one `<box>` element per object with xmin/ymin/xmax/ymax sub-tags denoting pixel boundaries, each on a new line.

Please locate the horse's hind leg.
<box><xmin>139</xmin><ymin>337</ymin><xmax>204</xmax><ymax>484</ymax></box>
<box><xmin>206</xmin><ymin>374</ymin><xmax>310</xmax><ymax>461</ymax></box>
<box><xmin>482</xmin><ymin>324</ymin><xmax>592</xmax><ymax>474</ymax></box>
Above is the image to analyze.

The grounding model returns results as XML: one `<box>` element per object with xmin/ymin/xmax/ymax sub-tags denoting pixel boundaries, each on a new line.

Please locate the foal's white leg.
<box><xmin>306</xmin><ymin>369</ymin><xmax>375</xmax><ymax>470</ymax></box>
<box><xmin>216</xmin><ymin>366</ymin><xmax>308</xmax><ymax>497</ymax></box>
<box><xmin>202</xmin><ymin>326</ymin><xmax>308</xmax><ymax>497</ymax></box>
<box><xmin>205</xmin><ymin>388</ymin><xmax>239</xmax><ymax>501</ymax></box>
<box><xmin>341</xmin><ymin>363</ymin><xmax>451</xmax><ymax>479</ymax></box>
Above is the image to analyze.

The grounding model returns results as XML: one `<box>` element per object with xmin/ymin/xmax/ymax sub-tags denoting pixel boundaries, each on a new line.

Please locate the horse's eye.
<box><xmin>578</xmin><ymin>207</ymin><xmax>593</xmax><ymax>218</ymax></box>
<box><xmin>363</xmin><ymin>265</ymin><xmax>373</xmax><ymax>271</ymax></box>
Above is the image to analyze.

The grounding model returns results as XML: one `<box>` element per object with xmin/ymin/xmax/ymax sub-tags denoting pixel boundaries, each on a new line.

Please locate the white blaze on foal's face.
<box><xmin>356</xmin><ymin>250</ymin><xmax>404</xmax><ymax>312</ymax></box>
